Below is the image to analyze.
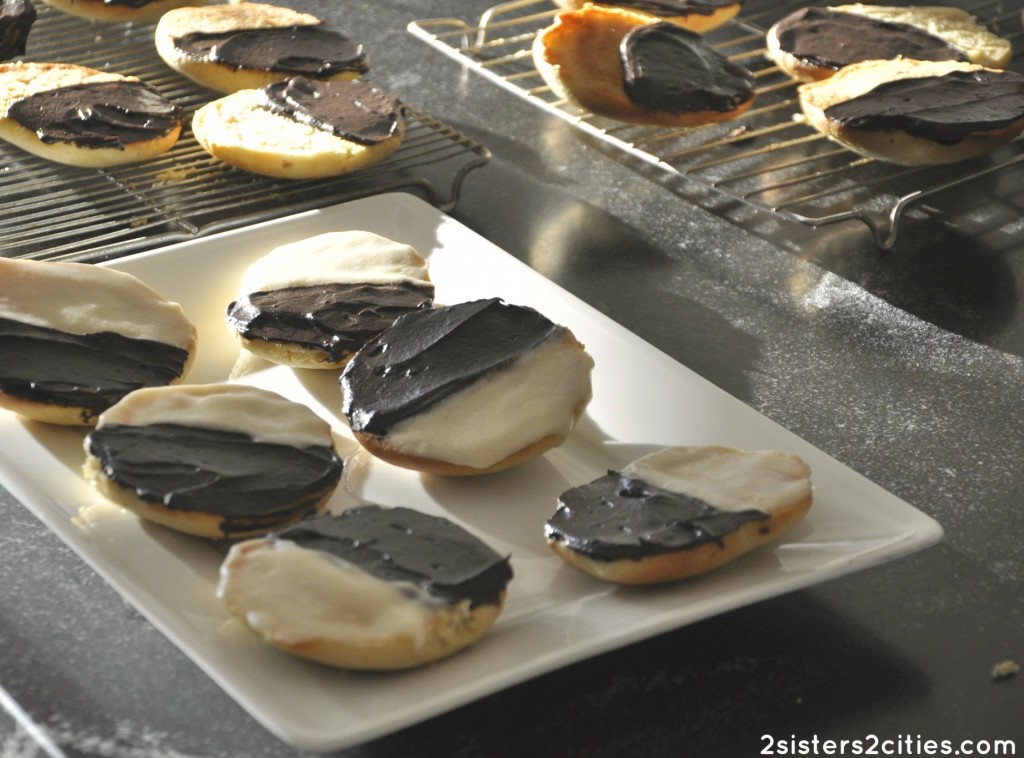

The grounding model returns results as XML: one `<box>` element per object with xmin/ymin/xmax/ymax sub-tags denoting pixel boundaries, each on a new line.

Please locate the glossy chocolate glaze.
<box><xmin>341</xmin><ymin>298</ymin><xmax>565</xmax><ymax>435</ymax></box>
<box><xmin>773</xmin><ymin>7</ymin><xmax>967</xmax><ymax>72</ymax></box>
<box><xmin>7</xmin><ymin>80</ymin><xmax>182</xmax><ymax>148</ymax></box>
<box><xmin>274</xmin><ymin>506</ymin><xmax>513</xmax><ymax>607</ymax></box>
<box><xmin>226</xmin><ymin>281</ymin><xmax>434</xmax><ymax>362</ymax></box>
<box><xmin>546</xmin><ymin>471</ymin><xmax>769</xmax><ymax>561</ymax></box>
<box><xmin>86</xmin><ymin>423</ymin><xmax>342</xmax><ymax>532</ymax></box>
<box><xmin>610</xmin><ymin>0</ymin><xmax>736</xmax><ymax>15</ymax></box>
<box><xmin>172</xmin><ymin>25</ymin><xmax>368</xmax><ymax>77</ymax></box>
<box><xmin>621</xmin><ymin>22</ymin><xmax>755</xmax><ymax>113</ymax></box>
<box><xmin>260</xmin><ymin>76</ymin><xmax>400</xmax><ymax>145</ymax></box>
<box><xmin>0</xmin><ymin>317</ymin><xmax>190</xmax><ymax>420</ymax></box>
<box><xmin>0</xmin><ymin>0</ymin><xmax>35</xmax><ymax>61</ymax></box>
<box><xmin>824</xmin><ymin>69</ymin><xmax>1024</xmax><ymax>144</ymax></box>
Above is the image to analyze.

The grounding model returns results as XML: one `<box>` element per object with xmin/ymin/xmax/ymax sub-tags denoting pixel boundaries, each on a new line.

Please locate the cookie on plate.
<box><xmin>545</xmin><ymin>445</ymin><xmax>813</xmax><ymax>584</ymax></box>
<box><xmin>218</xmin><ymin>506</ymin><xmax>514</xmax><ymax>670</ymax></box>
<box><xmin>226</xmin><ymin>230</ymin><xmax>434</xmax><ymax>369</ymax></box>
<box><xmin>155</xmin><ymin>2</ymin><xmax>368</xmax><ymax>94</ymax></box>
<box><xmin>83</xmin><ymin>383</ymin><xmax>344</xmax><ymax>540</ymax></box>
<box><xmin>0</xmin><ymin>62</ymin><xmax>184</xmax><ymax>167</ymax></box>
<box><xmin>341</xmin><ymin>298</ymin><xmax>595</xmax><ymax>476</ymax></box>
<box><xmin>191</xmin><ymin>76</ymin><xmax>404</xmax><ymax>179</ymax></box>
<box><xmin>0</xmin><ymin>257</ymin><xmax>196</xmax><ymax>426</ymax></box>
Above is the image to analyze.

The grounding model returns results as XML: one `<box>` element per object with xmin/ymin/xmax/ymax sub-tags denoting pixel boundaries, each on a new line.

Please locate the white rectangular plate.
<box><xmin>0</xmin><ymin>194</ymin><xmax>942</xmax><ymax>752</ymax></box>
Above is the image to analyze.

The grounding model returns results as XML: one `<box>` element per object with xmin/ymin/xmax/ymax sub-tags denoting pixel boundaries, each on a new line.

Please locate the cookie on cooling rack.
<box><xmin>552</xmin><ymin>0</ymin><xmax>742</xmax><ymax>34</ymax></box>
<box><xmin>0</xmin><ymin>0</ymin><xmax>36</xmax><ymax>61</ymax></box>
<box><xmin>0</xmin><ymin>61</ymin><xmax>184</xmax><ymax>167</ymax></box>
<box><xmin>192</xmin><ymin>76</ymin><xmax>404</xmax><ymax>179</ymax></box>
<box><xmin>799</xmin><ymin>58</ymin><xmax>1024</xmax><ymax>166</ymax></box>
<box><xmin>44</xmin><ymin>0</ymin><xmax>209</xmax><ymax>24</ymax></box>
<box><xmin>533</xmin><ymin>5</ymin><xmax>755</xmax><ymax>126</ymax></box>
<box><xmin>767</xmin><ymin>4</ymin><xmax>1012</xmax><ymax>82</ymax></box>
<box><xmin>155</xmin><ymin>2</ymin><xmax>368</xmax><ymax>94</ymax></box>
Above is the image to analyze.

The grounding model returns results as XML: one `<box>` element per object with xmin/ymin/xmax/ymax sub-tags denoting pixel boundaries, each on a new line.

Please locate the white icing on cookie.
<box><xmin>239</xmin><ymin>231</ymin><xmax>431</xmax><ymax>292</ymax></box>
<box><xmin>0</xmin><ymin>257</ymin><xmax>195</xmax><ymax>347</ymax></box>
<box><xmin>96</xmin><ymin>383</ymin><xmax>335</xmax><ymax>449</ymax></box>
<box><xmin>623</xmin><ymin>446</ymin><xmax>812</xmax><ymax>514</ymax></box>
<box><xmin>382</xmin><ymin>333</ymin><xmax>594</xmax><ymax>469</ymax></box>
<box><xmin>217</xmin><ymin>538</ymin><xmax>436</xmax><ymax>648</ymax></box>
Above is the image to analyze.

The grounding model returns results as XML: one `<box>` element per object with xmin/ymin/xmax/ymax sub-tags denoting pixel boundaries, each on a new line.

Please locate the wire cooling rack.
<box><xmin>409</xmin><ymin>0</ymin><xmax>1024</xmax><ymax>249</ymax></box>
<box><xmin>1</xmin><ymin>4</ymin><xmax>491</xmax><ymax>262</ymax></box>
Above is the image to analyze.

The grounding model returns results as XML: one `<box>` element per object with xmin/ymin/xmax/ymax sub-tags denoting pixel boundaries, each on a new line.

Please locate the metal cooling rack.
<box><xmin>409</xmin><ymin>0</ymin><xmax>1024</xmax><ymax>249</ymax></box>
<box><xmin>1</xmin><ymin>4</ymin><xmax>491</xmax><ymax>262</ymax></box>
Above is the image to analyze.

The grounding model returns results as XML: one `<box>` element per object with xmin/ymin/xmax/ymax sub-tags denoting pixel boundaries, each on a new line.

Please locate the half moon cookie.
<box><xmin>767</xmin><ymin>5</ymin><xmax>1012</xmax><ymax>82</ymax></box>
<box><xmin>0</xmin><ymin>258</ymin><xmax>196</xmax><ymax>426</ymax></box>
<box><xmin>799</xmin><ymin>58</ymin><xmax>1024</xmax><ymax>166</ymax></box>
<box><xmin>191</xmin><ymin>76</ymin><xmax>405</xmax><ymax>180</ymax></box>
<box><xmin>552</xmin><ymin>0</ymin><xmax>741</xmax><ymax>34</ymax></box>
<box><xmin>533</xmin><ymin>5</ymin><xmax>755</xmax><ymax>126</ymax></box>
<box><xmin>545</xmin><ymin>445</ymin><xmax>813</xmax><ymax>584</ymax></box>
<box><xmin>43</xmin><ymin>0</ymin><xmax>208</xmax><ymax>24</ymax></box>
<box><xmin>0</xmin><ymin>62</ymin><xmax>184</xmax><ymax>167</ymax></box>
<box><xmin>218</xmin><ymin>506</ymin><xmax>514</xmax><ymax>670</ymax></box>
<box><xmin>340</xmin><ymin>298</ymin><xmax>595</xmax><ymax>476</ymax></box>
<box><xmin>83</xmin><ymin>383</ymin><xmax>344</xmax><ymax>540</ymax></box>
<box><xmin>226</xmin><ymin>230</ymin><xmax>435</xmax><ymax>369</ymax></box>
<box><xmin>155</xmin><ymin>2</ymin><xmax>368</xmax><ymax>94</ymax></box>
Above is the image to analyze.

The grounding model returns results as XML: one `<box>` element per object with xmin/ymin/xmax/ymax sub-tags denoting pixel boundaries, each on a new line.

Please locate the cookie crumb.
<box><xmin>991</xmin><ymin>659</ymin><xmax>1020</xmax><ymax>680</ymax></box>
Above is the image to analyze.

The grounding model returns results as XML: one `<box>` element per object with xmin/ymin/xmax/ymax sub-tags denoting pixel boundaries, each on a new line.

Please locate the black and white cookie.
<box><xmin>191</xmin><ymin>77</ymin><xmax>404</xmax><ymax>180</ymax></box>
<box><xmin>83</xmin><ymin>383</ymin><xmax>344</xmax><ymax>539</ymax></box>
<box><xmin>218</xmin><ymin>505</ymin><xmax>514</xmax><ymax>670</ymax></box>
<box><xmin>226</xmin><ymin>230</ymin><xmax>434</xmax><ymax>369</ymax></box>
<box><xmin>155</xmin><ymin>2</ymin><xmax>368</xmax><ymax>94</ymax></box>
<box><xmin>340</xmin><ymin>298</ymin><xmax>595</xmax><ymax>476</ymax></box>
<box><xmin>545</xmin><ymin>445</ymin><xmax>813</xmax><ymax>584</ymax></box>
<box><xmin>0</xmin><ymin>62</ymin><xmax>184</xmax><ymax>167</ymax></box>
<box><xmin>0</xmin><ymin>258</ymin><xmax>196</xmax><ymax>426</ymax></box>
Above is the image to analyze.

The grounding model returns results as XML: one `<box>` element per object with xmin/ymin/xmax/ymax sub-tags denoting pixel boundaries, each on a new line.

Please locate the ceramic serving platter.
<box><xmin>0</xmin><ymin>194</ymin><xmax>943</xmax><ymax>752</ymax></box>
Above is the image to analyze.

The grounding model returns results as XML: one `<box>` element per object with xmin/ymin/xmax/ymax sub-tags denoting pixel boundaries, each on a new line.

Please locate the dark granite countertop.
<box><xmin>0</xmin><ymin>1</ymin><xmax>1021</xmax><ymax>756</ymax></box>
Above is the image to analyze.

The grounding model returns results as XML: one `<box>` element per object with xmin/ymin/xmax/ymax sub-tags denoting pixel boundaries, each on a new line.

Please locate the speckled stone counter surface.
<box><xmin>1</xmin><ymin>1</ymin><xmax>1022</xmax><ymax>756</ymax></box>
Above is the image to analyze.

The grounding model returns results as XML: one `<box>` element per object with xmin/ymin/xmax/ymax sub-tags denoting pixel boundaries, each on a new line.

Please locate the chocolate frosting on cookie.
<box><xmin>546</xmin><ymin>471</ymin><xmax>769</xmax><ymax>561</ymax></box>
<box><xmin>226</xmin><ymin>281</ymin><xmax>435</xmax><ymax>362</ymax></box>
<box><xmin>824</xmin><ymin>69</ymin><xmax>1024</xmax><ymax>145</ymax></box>
<box><xmin>86</xmin><ymin>422</ymin><xmax>343</xmax><ymax>532</ymax></box>
<box><xmin>260</xmin><ymin>77</ymin><xmax>400</xmax><ymax>145</ymax></box>
<box><xmin>0</xmin><ymin>0</ymin><xmax>35</xmax><ymax>61</ymax></box>
<box><xmin>173</xmin><ymin>25</ymin><xmax>369</xmax><ymax>77</ymax></box>
<box><xmin>609</xmin><ymin>0</ymin><xmax>736</xmax><ymax>15</ymax></box>
<box><xmin>6</xmin><ymin>80</ymin><xmax>183</xmax><ymax>148</ymax></box>
<box><xmin>274</xmin><ymin>506</ymin><xmax>513</xmax><ymax>607</ymax></box>
<box><xmin>773</xmin><ymin>7</ymin><xmax>968</xmax><ymax>72</ymax></box>
<box><xmin>621</xmin><ymin>22</ymin><xmax>755</xmax><ymax>113</ymax></box>
<box><xmin>0</xmin><ymin>317</ymin><xmax>191</xmax><ymax>421</ymax></box>
<box><xmin>341</xmin><ymin>298</ymin><xmax>565</xmax><ymax>435</ymax></box>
